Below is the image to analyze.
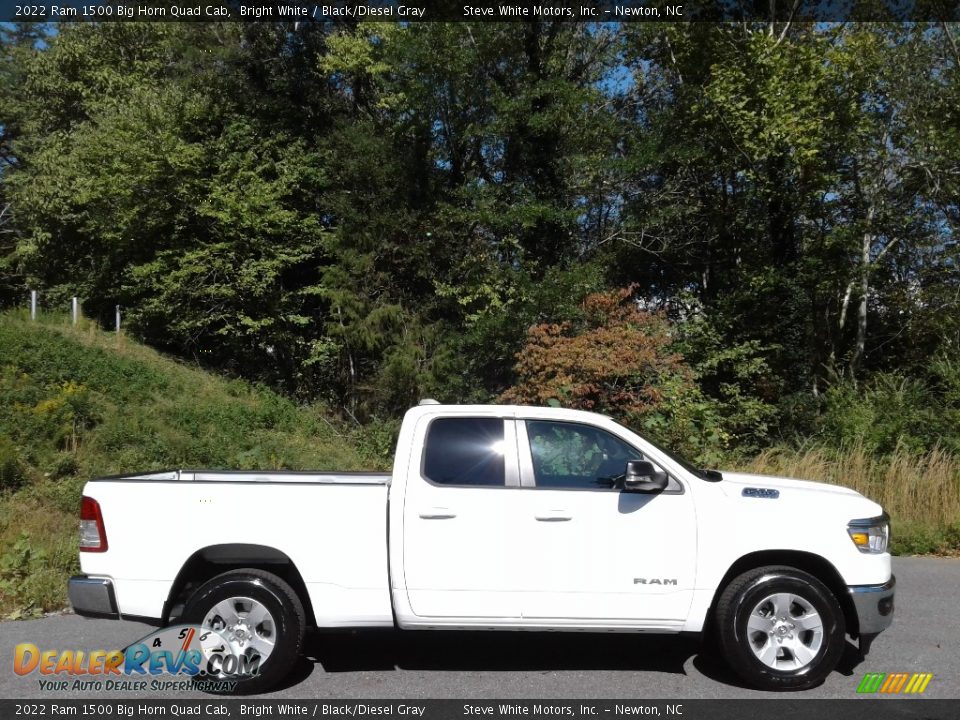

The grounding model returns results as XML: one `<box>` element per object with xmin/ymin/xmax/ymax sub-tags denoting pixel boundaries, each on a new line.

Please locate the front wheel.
<box><xmin>715</xmin><ymin>565</ymin><xmax>845</xmax><ymax>691</ymax></box>
<box><xmin>182</xmin><ymin>568</ymin><xmax>305</xmax><ymax>694</ymax></box>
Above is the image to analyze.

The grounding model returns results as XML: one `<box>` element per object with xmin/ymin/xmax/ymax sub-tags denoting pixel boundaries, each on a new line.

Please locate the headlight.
<box><xmin>847</xmin><ymin>513</ymin><xmax>890</xmax><ymax>554</ymax></box>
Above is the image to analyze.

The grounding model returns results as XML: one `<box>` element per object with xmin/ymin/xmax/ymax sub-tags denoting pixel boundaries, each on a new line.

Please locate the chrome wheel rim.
<box><xmin>746</xmin><ymin>592</ymin><xmax>824</xmax><ymax>671</ymax></box>
<box><xmin>202</xmin><ymin>596</ymin><xmax>276</xmax><ymax>673</ymax></box>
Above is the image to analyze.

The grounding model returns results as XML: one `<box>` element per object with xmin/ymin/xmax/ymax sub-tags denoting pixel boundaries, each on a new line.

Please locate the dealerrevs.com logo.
<box><xmin>856</xmin><ymin>672</ymin><xmax>934</xmax><ymax>694</ymax></box>
<box><xmin>13</xmin><ymin>625</ymin><xmax>259</xmax><ymax>693</ymax></box>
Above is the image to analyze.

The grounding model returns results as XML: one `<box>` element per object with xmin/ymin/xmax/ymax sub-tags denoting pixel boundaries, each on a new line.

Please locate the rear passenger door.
<box><xmin>401</xmin><ymin>414</ymin><xmax>523</xmax><ymax>619</ymax></box>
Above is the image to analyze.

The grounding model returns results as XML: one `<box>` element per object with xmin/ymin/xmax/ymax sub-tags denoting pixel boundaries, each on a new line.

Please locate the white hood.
<box><xmin>720</xmin><ymin>471</ymin><xmax>864</xmax><ymax>498</ymax></box>
<box><xmin>718</xmin><ymin>470</ymin><xmax>885</xmax><ymax>520</ymax></box>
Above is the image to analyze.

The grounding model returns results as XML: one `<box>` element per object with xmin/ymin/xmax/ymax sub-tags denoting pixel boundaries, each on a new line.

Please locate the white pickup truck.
<box><xmin>69</xmin><ymin>402</ymin><xmax>894</xmax><ymax>692</ymax></box>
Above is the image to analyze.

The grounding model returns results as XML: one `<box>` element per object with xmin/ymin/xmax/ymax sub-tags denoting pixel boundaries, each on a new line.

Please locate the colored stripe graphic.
<box><xmin>912</xmin><ymin>673</ymin><xmax>933</xmax><ymax>694</ymax></box>
<box><xmin>180</xmin><ymin>627</ymin><xmax>195</xmax><ymax>652</ymax></box>
<box><xmin>857</xmin><ymin>672</ymin><xmax>932</xmax><ymax>694</ymax></box>
<box><xmin>888</xmin><ymin>673</ymin><xmax>909</xmax><ymax>693</ymax></box>
<box><xmin>857</xmin><ymin>673</ymin><xmax>886</xmax><ymax>693</ymax></box>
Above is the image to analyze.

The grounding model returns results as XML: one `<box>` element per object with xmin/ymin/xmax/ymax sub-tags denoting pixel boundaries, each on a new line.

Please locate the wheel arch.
<box><xmin>162</xmin><ymin>544</ymin><xmax>316</xmax><ymax>629</ymax></box>
<box><xmin>707</xmin><ymin>549</ymin><xmax>859</xmax><ymax>638</ymax></box>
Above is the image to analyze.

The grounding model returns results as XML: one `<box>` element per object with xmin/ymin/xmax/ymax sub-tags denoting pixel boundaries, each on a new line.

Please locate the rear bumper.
<box><xmin>68</xmin><ymin>575</ymin><xmax>120</xmax><ymax>619</ymax></box>
<box><xmin>849</xmin><ymin>574</ymin><xmax>895</xmax><ymax>636</ymax></box>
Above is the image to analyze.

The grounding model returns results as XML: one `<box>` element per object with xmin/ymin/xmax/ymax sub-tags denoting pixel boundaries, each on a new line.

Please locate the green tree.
<box><xmin>616</xmin><ymin>23</ymin><xmax>959</xmax><ymax>426</ymax></box>
<box><xmin>3</xmin><ymin>23</ymin><xmax>344</xmax><ymax>396</ymax></box>
<box><xmin>0</xmin><ymin>23</ymin><xmax>48</xmax><ymax>308</ymax></box>
<box><xmin>317</xmin><ymin>22</ymin><xmax>623</xmax><ymax>405</ymax></box>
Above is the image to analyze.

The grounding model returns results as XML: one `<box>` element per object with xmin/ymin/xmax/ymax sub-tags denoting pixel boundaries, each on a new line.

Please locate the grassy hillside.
<box><xmin>0</xmin><ymin>312</ymin><xmax>374</xmax><ymax>617</ymax></box>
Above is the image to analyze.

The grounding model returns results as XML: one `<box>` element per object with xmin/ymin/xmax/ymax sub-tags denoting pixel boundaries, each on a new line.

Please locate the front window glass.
<box><xmin>526</xmin><ymin>421</ymin><xmax>642</xmax><ymax>490</ymax></box>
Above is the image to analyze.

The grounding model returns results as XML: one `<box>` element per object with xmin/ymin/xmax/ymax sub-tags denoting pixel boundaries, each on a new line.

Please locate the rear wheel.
<box><xmin>715</xmin><ymin>565</ymin><xmax>845</xmax><ymax>690</ymax></box>
<box><xmin>182</xmin><ymin>568</ymin><xmax>305</xmax><ymax>694</ymax></box>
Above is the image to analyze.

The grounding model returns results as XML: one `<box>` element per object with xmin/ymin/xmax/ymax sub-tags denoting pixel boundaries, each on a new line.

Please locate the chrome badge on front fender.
<box><xmin>742</xmin><ymin>487</ymin><xmax>780</xmax><ymax>499</ymax></box>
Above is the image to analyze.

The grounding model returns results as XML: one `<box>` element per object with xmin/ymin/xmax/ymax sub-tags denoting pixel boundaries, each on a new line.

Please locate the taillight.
<box><xmin>80</xmin><ymin>496</ymin><xmax>108</xmax><ymax>552</ymax></box>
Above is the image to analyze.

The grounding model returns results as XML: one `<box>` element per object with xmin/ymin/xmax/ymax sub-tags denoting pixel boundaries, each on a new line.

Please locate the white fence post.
<box><xmin>30</xmin><ymin>290</ymin><xmax>37</xmax><ymax>320</ymax></box>
<box><xmin>72</xmin><ymin>297</ymin><xmax>79</xmax><ymax>325</ymax></box>
<box><xmin>115</xmin><ymin>305</ymin><xmax>121</xmax><ymax>333</ymax></box>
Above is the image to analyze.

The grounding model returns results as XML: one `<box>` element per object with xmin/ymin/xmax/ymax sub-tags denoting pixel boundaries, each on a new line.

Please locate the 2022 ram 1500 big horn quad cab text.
<box><xmin>69</xmin><ymin>401</ymin><xmax>894</xmax><ymax>692</ymax></box>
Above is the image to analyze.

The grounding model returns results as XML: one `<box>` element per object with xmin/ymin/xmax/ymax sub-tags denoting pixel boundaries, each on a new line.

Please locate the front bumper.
<box><xmin>68</xmin><ymin>575</ymin><xmax>120</xmax><ymax>619</ymax></box>
<box><xmin>849</xmin><ymin>574</ymin><xmax>895</xmax><ymax>635</ymax></box>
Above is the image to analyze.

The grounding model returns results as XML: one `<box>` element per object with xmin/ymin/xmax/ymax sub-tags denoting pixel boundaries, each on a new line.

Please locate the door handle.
<box><xmin>419</xmin><ymin>507</ymin><xmax>457</xmax><ymax>519</ymax></box>
<box><xmin>534</xmin><ymin>510</ymin><xmax>572</xmax><ymax>522</ymax></box>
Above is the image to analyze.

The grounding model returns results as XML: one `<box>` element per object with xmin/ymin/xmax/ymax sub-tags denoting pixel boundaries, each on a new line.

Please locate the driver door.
<box><xmin>517</xmin><ymin>420</ymin><xmax>697</xmax><ymax>625</ymax></box>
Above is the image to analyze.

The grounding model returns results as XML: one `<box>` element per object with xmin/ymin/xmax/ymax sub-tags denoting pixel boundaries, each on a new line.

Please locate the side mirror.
<box><xmin>623</xmin><ymin>460</ymin><xmax>668</xmax><ymax>493</ymax></box>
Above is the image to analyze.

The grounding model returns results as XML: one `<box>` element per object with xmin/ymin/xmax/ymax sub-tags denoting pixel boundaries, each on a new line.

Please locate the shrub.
<box><xmin>501</xmin><ymin>287</ymin><xmax>727</xmax><ymax>463</ymax></box>
<box><xmin>0</xmin><ymin>436</ymin><xmax>24</xmax><ymax>491</ymax></box>
<box><xmin>356</xmin><ymin>416</ymin><xmax>402</xmax><ymax>466</ymax></box>
<box><xmin>49</xmin><ymin>453</ymin><xmax>79</xmax><ymax>480</ymax></box>
<box><xmin>819</xmin><ymin>373</ymin><xmax>949</xmax><ymax>455</ymax></box>
<box><xmin>29</xmin><ymin>380</ymin><xmax>98</xmax><ymax>452</ymax></box>
<box><xmin>670</xmin><ymin>314</ymin><xmax>779</xmax><ymax>457</ymax></box>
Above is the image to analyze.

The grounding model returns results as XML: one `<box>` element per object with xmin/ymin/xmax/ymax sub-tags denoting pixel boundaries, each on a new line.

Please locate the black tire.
<box><xmin>699</xmin><ymin>609</ymin><xmax>723</xmax><ymax>660</ymax></box>
<box><xmin>182</xmin><ymin>568</ymin><xmax>305</xmax><ymax>694</ymax></box>
<box><xmin>715</xmin><ymin>565</ymin><xmax>845</xmax><ymax>691</ymax></box>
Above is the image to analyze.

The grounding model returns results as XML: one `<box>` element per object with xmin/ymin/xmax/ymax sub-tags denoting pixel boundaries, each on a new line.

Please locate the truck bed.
<box><xmin>81</xmin><ymin>469</ymin><xmax>393</xmax><ymax>625</ymax></box>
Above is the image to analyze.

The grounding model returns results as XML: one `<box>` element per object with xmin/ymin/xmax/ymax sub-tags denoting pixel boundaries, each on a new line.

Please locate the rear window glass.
<box><xmin>423</xmin><ymin>417</ymin><xmax>505</xmax><ymax>486</ymax></box>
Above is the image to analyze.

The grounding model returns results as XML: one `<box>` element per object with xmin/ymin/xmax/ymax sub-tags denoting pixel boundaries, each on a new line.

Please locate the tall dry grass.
<box><xmin>737</xmin><ymin>444</ymin><xmax>960</xmax><ymax>554</ymax></box>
